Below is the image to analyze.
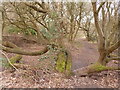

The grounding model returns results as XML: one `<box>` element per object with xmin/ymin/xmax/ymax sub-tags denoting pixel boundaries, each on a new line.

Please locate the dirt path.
<box><xmin>3</xmin><ymin>36</ymin><xmax>99</xmax><ymax>71</ymax></box>
<box><xmin>21</xmin><ymin>38</ymin><xmax>99</xmax><ymax>71</ymax></box>
<box><xmin>1</xmin><ymin>36</ymin><xmax>119</xmax><ymax>88</ymax></box>
<box><xmin>65</xmin><ymin>39</ymin><xmax>99</xmax><ymax>70</ymax></box>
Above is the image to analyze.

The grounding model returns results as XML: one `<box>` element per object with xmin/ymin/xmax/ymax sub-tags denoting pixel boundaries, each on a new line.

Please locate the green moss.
<box><xmin>65</xmin><ymin>56</ymin><xmax>72</xmax><ymax>76</ymax></box>
<box><xmin>56</xmin><ymin>52</ymin><xmax>66</xmax><ymax>72</ymax></box>
<box><xmin>88</xmin><ymin>62</ymin><xmax>109</xmax><ymax>73</ymax></box>
<box><xmin>55</xmin><ymin>51</ymin><xmax>72</xmax><ymax>76</ymax></box>
<box><xmin>1</xmin><ymin>55</ymin><xmax>22</xmax><ymax>68</ymax></box>
<box><xmin>1</xmin><ymin>57</ymin><xmax>9</xmax><ymax>68</ymax></box>
<box><xmin>7</xmin><ymin>55</ymin><xmax>22</xmax><ymax>67</ymax></box>
<box><xmin>10</xmin><ymin>55</ymin><xmax>22</xmax><ymax>64</ymax></box>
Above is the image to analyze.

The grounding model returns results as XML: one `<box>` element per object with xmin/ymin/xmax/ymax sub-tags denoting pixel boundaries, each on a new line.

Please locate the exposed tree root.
<box><xmin>73</xmin><ymin>62</ymin><xmax>120</xmax><ymax>76</ymax></box>
<box><xmin>2</xmin><ymin>41</ymin><xmax>19</xmax><ymax>49</ymax></box>
<box><xmin>2</xmin><ymin>46</ymin><xmax>48</xmax><ymax>56</ymax></box>
<box><xmin>1</xmin><ymin>41</ymin><xmax>49</xmax><ymax>56</ymax></box>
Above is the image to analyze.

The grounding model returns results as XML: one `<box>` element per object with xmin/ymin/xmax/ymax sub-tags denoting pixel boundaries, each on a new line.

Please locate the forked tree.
<box><xmin>74</xmin><ymin>2</ymin><xmax>120</xmax><ymax>75</ymax></box>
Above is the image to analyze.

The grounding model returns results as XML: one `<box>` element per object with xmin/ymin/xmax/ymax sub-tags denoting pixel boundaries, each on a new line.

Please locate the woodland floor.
<box><xmin>0</xmin><ymin>35</ymin><xmax>119</xmax><ymax>88</ymax></box>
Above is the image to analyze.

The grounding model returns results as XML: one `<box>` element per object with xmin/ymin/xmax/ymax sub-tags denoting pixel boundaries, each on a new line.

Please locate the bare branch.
<box><xmin>35</xmin><ymin>2</ymin><xmax>44</xmax><ymax>9</ymax></box>
<box><xmin>107</xmin><ymin>57</ymin><xmax>120</xmax><ymax>62</ymax></box>
<box><xmin>97</xmin><ymin>2</ymin><xmax>105</xmax><ymax>13</ymax></box>
<box><xmin>107</xmin><ymin>40</ymin><xmax>120</xmax><ymax>53</ymax></box>
<box><xmin>92</xmin><ymin>2</ymin><xmax>105</xmax><ymax>40</ymax></box>
<box><xmin>25</xmin><ymin>3</ymin><xmax>47</xmax><ymax>13</ymax></box>
<box><xmin>28</xmin><ymin>10</ymin><xmax>49</xmax><ymax>30</ymax></box>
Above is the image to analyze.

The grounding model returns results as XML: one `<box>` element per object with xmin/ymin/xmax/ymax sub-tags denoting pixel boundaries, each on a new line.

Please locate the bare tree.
<box><xmin>1</xmin><ymin>2</ymin><xmax>73</xmax><ymax>76</ymax></box>
<box><xmin>92</xmin><ymin>2</ymin><xmax>120</xmax><ymax>65</ymax></box>
<box><xmin>74</xmin><ymin>2</ymin><xmax>120</xmax><ymax>76</ymax></box>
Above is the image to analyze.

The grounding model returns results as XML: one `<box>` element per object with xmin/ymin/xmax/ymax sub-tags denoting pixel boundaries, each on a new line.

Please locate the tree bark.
<box><xmin>1</xmin><ymin>41</ymin><xmax>49</xmax><ymax>56</ymax></box>
<box><xmin>73</xmin><ymin>62</ymin><xmax>119</xmax><ymax>76</ymax></box>
<box><xmin>55</xmin><ymin>50</ymin><xmax>72</xmax><ymax>76</ymax></box>
<box><xmin>92</xmin><ymin>2</ymin><xmax>106</xmax><ymax>65</ymax></box>
<box><xmin>92</xmin><ymin>2</ymin><xmax>120</xmax><ymax>65</ymax></box>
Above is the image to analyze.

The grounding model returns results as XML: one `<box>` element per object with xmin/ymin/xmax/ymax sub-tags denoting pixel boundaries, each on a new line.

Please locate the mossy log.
<box><xmin>2</xmin><ymin>54</ymin><xmax>22</xmax><ymax>68</ymax></box>
<box><xmin>9</xmin><ymin>54</ymin><xmax>22</xmax><ymax>64</ymax></box>
<box><xmin>55</xmin><ymin>50</ymin><xmax>72</xmax><ymax>76</ymax></box>
<box><xmin>7</xmin><ymin>54</ymin><xmax>22</xmax><ymax>67</ymax></box>
<box><xmin>74</xmin><ymin>62</ymin><xmax>120</xmax><ymax>76</ymax></box>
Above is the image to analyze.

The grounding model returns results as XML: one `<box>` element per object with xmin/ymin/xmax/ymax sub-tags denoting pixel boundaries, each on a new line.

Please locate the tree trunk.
<box><xmin>55</xmin><ymin>50</ymin><xmax>72</xmax><ymax>76</ymax></box>
<box><xmin>98</xmin><ymin>51</ymin><xmax>107</xmax><ymax>65</ymax></box>
<box><xmin>92</xmin><ymin>2</ymin><xmax>107</xmax><ymax>65</ymax></box>
<box><xmin>0</xmin><ymin>5</ymin><xmax>2</xmax><ymax>45</ymax></box>
<box><xmin>74</xmin><ymin>62</ymin><xmax>119</xmax><ymax>76</ymax></box>
<box><xmin>86</xmin><ymin>31</ymin><xmax>91</xmax><ymax>41</ymax></box>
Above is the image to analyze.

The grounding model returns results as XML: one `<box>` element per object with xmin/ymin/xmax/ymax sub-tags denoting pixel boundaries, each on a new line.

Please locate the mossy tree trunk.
<box><xmin>92</xmin><ymin>2</ymin><xmax>120</xmax><ymax>66</ymax></box>
<box><xmin>73</xmin><ymin>2</ymin><xmax>120</xmax><ymax>76</ymax></box>
<box><xmin>74</xmin><ymin>62</ymin><xmax>120</xmax><ymax>76</ymax></box>
<box><xmin>55</xmin><ymin>50</ymin><xmax>72</xmax><ymax>76</ymax></box>
<box><xmin>1</xmin><ymin>40</ymin><xmax>72</xmax><ymax>76</ymax></box>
